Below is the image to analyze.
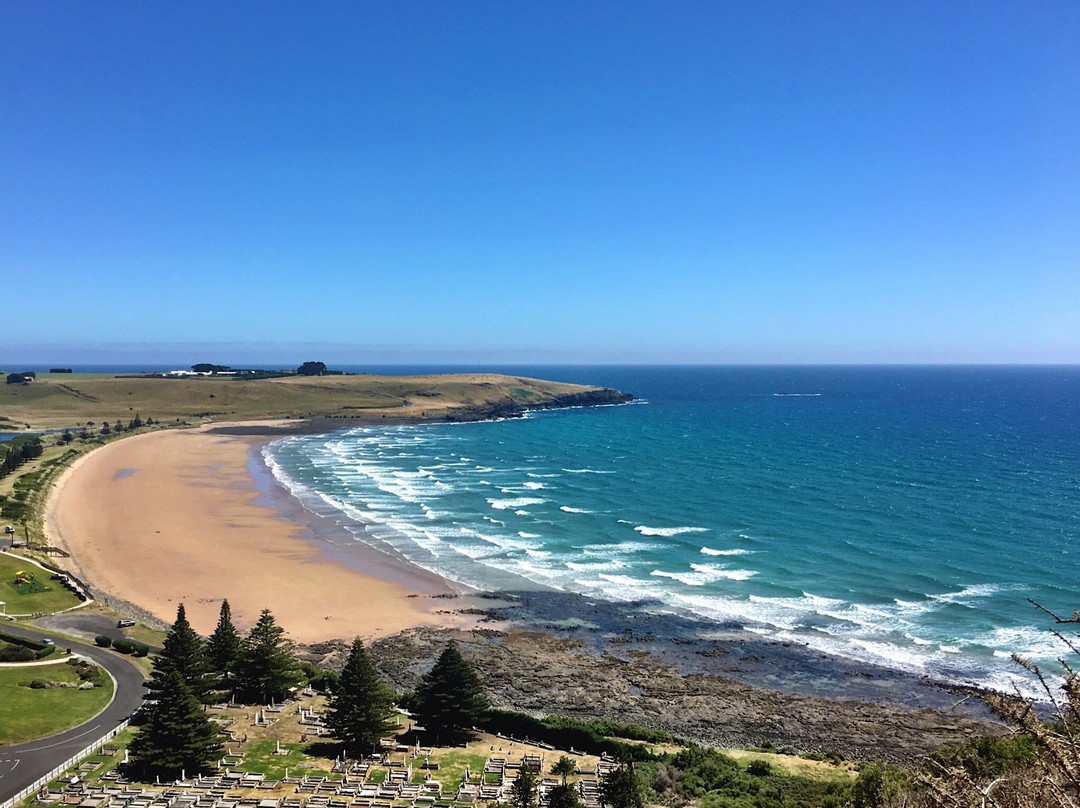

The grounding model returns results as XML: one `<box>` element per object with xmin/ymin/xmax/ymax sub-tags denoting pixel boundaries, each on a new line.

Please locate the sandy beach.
<box><xmin>44</xmin><ymin>425</ymin><xmax>476</xmax><ymax>642</ymax></box>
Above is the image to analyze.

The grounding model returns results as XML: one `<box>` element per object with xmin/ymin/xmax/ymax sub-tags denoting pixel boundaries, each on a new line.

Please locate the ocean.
<box><xmin>256</xmin><ymin>365</ymin><xmax>1080</xmax><ymax>694</ymax></box>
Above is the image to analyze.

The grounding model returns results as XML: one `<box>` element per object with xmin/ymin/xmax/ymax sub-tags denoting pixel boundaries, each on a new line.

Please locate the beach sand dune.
<box><xmin>45</xmin><ymin>426</ymin><xmax>473</xmax><ymax>642</ymax></box>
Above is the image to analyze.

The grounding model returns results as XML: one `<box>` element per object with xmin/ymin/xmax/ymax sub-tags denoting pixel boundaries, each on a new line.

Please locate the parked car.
<box><xmin>116</xmin><ymin>619</ymin><xmax>136</xmax><ymax>628</ymax></box>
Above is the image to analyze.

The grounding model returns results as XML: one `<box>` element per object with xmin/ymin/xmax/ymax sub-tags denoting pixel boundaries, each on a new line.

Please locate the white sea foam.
<box><xmin>565</xmin><ymin>559</ymin><xmax>626</xmax><ymax>572</ymax></box>
<box><xmin>523</xmin><ymin>481</ymin><xmax>546</xmax><ymax>490</ymax></box>
<box><xmin>635</xmin><ymin>525</ymin><xmax>709</xmax><ymax>537</ymax></box>
<box><xmin>700</xmin><ymin>547</ymin><xmax>752</xmax><ymax>556</ymax></box>
<box><xmin>650</xmin><ymin>563</ymin><xmax>758</xmax><ymax>587</ymax></box>
<box><xmin>596</xmin><ymin>573</ymin><xmax>660</xmax><ymax>590</ymax></box>
<box><xmin>515</xmin><ymin>560</ymin><xmax>559</xmax><ymax>578</ymax></box>
<box><xmin>518</xmin><ymin>532</ymin><xmax>541</xmax><ymax>539</ymax></box>
<box><xmin>563</xmin><ymin>468</ymin><xmax>615</xmax><ymax>474</ymax></box>
<box><xmin>488</xmin><ymin>497</ymin><xmax>546</xmax><ymax>510</ymax></box>
<box><xmin>580</xmin><ymin>541</ymin><xmax>662</xmax><ymax>555</ymax></box>
<box><xmin>560</xmin><ymin>506</ymin><xmax>592</xmax><ymax>514</ymax></box>
<box><xmin>527</xmin><ymin>472</ymin><xmax>561</xmax><ymax>478</ymax></box>
<box><xmin>932</xmin><ymin>583</ymin><xmax>1007</xmax><ymax>603</ymax></box>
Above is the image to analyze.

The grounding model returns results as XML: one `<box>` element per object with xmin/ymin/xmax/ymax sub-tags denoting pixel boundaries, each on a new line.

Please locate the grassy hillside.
<box><xmin>0</xmin><ymin>372</ymin><xmax>604</xmax><ymax>430</ymax></box>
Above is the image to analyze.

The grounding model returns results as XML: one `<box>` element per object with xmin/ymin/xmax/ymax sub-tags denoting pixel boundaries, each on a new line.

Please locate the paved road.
<box><xmin>0</xmin><ymin>624</ymin><xmax>146</xmax><ymax>804</ymax></box>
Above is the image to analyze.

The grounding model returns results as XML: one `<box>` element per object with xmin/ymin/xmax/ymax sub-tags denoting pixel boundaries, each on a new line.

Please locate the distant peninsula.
<box><xmin>0</xmin><ymin>368</ymin><xmax>634</xmax><ymax>431</ymax></box>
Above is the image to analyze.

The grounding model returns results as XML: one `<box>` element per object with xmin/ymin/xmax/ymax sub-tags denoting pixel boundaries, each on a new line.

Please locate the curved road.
<box><xmin>0</xmin><ymin>624</ymin><xmax>146</xmax><ymax>804</ymax></box>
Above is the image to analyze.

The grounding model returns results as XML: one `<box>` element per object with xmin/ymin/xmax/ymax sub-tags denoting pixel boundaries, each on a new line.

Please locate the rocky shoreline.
<box><xmin>298</xmin><ymin>589</ymin><xmax>1000</xmax><ymax>765</ymax></box>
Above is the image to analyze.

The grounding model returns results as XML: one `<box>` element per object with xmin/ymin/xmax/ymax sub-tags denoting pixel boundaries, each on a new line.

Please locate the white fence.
<box><xmin>0</xmin><ymin>720</ymin><xmax>130</xmax><ymax>808</ymax></box>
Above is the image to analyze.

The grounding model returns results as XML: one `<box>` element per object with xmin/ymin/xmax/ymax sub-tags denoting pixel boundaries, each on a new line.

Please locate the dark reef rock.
<box><xmin>442</xmin><ymin>387</ymin><xmax>634</xmax><ymax>423</ymax></box>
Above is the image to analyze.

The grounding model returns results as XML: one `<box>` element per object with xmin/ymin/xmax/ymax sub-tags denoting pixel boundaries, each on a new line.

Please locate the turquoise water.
<box><xmin>263</xmin><ymin>366</ymin><xmax>1080</xmax><ymax>693</ymax></box>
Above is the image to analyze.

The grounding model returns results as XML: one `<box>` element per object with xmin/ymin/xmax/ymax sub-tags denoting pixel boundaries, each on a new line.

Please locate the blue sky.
<box><xmin>2</xmin><ymin>1</ymin><xmax>1078</xmax><ymax>365</ymax></box>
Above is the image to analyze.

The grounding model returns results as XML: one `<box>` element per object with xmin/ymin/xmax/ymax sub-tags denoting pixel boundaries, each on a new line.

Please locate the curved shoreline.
<box><xmin>44</xmin><ymin>424</ymin><xmax>479</xmax><ymax>642</ymax></box>
<box><xmin>38</xmin><ymin>421</ymin><xmax>1005</xmax><ymax>761</ymax></box>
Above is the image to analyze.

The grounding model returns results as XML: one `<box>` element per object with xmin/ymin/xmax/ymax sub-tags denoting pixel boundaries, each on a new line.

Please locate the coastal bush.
<box><xmin>924</xmin><ymin>733</ymin><xmax>1035</xmax><ymax>781</ymax></box>
<box><xmin>0</xmin><ymin>631</ymin><xmax>54</xmax><ymax>659</ymax></box>
<box><xmin>911</xmin><ymin>602</ymin><xmax>1080</xmax><ymax>807</ymax></box>
<box><xmin>648</xmin><ymin>746</ymin><xmax>854</xmax><ymax>808</ymax></box>
<box><xmin>480</xmin><ymin>710</ymin><xmax>658</xmax><ymax>761</ymax></box>
<box><xmin>0</xmin><ymin>642</ymin><xmax>36</xmax><ymax>662</ymax></box>
<box><xmin>95</xmin><ymin>635</ymin><xmax>112</xmax><ymax>647</ymax></box>
<box><xmin>112</xmin><ymin>638</ymin><xmax>136</xmax><ymax>654</ymax></box>
<box><xmin>298</xmin><ymin>660</ymin><xmax>339</xmax><ymax>693</ymax></box>
<box><xmin>747</xmin><ymin>759</ymin><xmax>771</xmax><ymax>777</ymax></box>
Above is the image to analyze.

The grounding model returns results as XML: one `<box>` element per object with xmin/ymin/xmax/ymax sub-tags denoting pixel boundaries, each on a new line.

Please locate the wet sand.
<box><xmin>44</xmin><ymin>425</ymin><xmax>476</xmax><ymax>642</ymax></box>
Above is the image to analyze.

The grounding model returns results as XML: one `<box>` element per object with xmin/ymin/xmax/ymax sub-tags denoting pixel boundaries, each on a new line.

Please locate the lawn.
<box><xmin>0</xmin><ymin>661</ymin><xmax>115</xmax><ymax>745</ymax></box>
<box><xmin>234</xmin><ymin>740</ymin><xmax>338</xmax><ymax>781</ymax></box>
<box><xmin>0</xmin><ymin>551</ymin><xmax>83</xmax><ymax>615</ymax></box>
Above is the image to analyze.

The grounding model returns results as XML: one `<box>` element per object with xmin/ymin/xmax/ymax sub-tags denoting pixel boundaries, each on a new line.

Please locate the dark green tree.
<box><xmin>235</xmin><ymin>609</ymin><xmax>300</xmax><ymax>703</ymax></box>
<box><xmin>599</xmin><ymin>762</ymin><xmax>643</xmax><ymax>808</ymax></box>
<box><xmin>510</xmin><ymin>766</ymin><xmax>537</xmax><ymax>808</ymax></box>
<box><xmin>325</xmin><ymin>638</ymin><xmax>398</xmax><ymax>755</ymax></box>
<box><xmin>207</xmin><ymin>600</ymin><xmax>241</xmax><ymax>686</ymax></box>
<box><xmin>128</xmin><ymin>668</ymin><xmax>222</xmax><ymax>779</ymax></box>
<box><xmin>547</xmin><ymin>784</ymin><xmax>583</xmax><ymax>808</ymax></box>
<box><xmin>552</xmin><ymin>756</ymin><xmax>577</xmax><ymax>786</ymax></box>
<box><xmin>413</xmin><ymin>640</ymin><xmax>488</xmax><ymax>744</ymax></box>
<box><xmin>148</xmin><ymin>603</ymin><xmax>211</xmax><ymax>703</ymax></box>
<box><xmin>296</xmin><ymin>361</ymin><xmax>328</xmax><ymax>376</ymax></box>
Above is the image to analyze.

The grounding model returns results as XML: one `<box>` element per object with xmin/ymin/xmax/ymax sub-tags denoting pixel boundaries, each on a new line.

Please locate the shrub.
<box><xmin>481</xmin><ymin>710</ymin><xmax>663</xmax><ymax>761</ymax></box>
<box><xmin>132</xmin><ymin>643</ymin><xmax>150</xmax><ymax>657</ymax></box>
<box><xmin>0</xmin><ymin>642</ymin><xmax>36</xmax><ymax>662</ymax></box>
<box><xmin>95</xmin><ymin>635</ymin><xmax>113</xmax><ymax>648</ymax></box>
<box><xmin>747</xmin><ymin>759</ymin><xmax>771</xmax><ymax>777</ymax></box>
<box><xmin>29</xmin><ymin>678</ymin><xmax>49</xmax><ymax>689</ymax></box>
<box><xmin>112</xmin><ymin>638</ymin><xmax>136</xmax><ymax>654</ymax></box>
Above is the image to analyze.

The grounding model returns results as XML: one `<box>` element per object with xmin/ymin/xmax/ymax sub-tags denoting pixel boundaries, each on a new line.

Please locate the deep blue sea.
<box><xmin>258</xmin><ymin>365</ymin><xmax>1080</xmax><ymax>694</ymax></box>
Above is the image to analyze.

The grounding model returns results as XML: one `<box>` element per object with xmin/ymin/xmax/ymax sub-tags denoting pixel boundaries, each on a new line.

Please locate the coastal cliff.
<box><xmin>440</xmin><ymin>386</ymin><xmax>634</xmax><ymax>423</ymax></box>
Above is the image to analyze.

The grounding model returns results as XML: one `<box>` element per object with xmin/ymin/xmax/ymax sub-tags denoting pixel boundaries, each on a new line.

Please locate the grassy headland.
<box><xmin>0</xmin><ymin>372</ymin><xmax>631</xmax><ymax>431</ymax></box>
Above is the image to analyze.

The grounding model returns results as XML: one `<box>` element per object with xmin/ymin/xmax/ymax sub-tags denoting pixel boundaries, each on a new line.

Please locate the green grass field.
<box><xmin>0</xmin><ymin>662</ymin><xmax>114</xmax><ymax>745</ymax></box>
<box><xmin>0</xmin><ymin>552</ymin><xmax>83</xmax><ymax>615</ymax></box>
<box><xmin>0</xmin><ymin>373</ymin><xmax>596</xmax><ymax>430</ymax></box>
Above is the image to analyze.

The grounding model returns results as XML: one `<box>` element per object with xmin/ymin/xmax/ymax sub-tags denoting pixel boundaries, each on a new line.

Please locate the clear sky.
<box><xmin>2</xmin><ymin>1</ymin><xmax>1078</xmax><ymax>365</ymax></box>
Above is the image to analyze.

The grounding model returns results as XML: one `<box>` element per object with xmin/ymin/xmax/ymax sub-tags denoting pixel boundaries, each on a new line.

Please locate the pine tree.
<box><xmin>547</xmin><ymin>784</ymin><xmax>583</xmax><ymax>808</ymax></box>
<box><xmin>235</xmin><ymin>609</ymin><xmax>300</xmax><ymax>703</ymax></box>
<box><xmin>599</xmin><ymin>762</ymin><xmax>643</xmax><ymax>808</ymax></box>
<box><xmin>208</xmin><ymin>600</ymin><xmax>241</xmax><ymax>686</ymax></box>
<box><xmin>149</xmin><ymin>603</ymin><xmax>211</xmax><ymax>703</ymax></box>
<box><xmin>129</xmin><ymin>668</ymin><xmax>222</xmax><ymax>779</ymax></box>
<box><xmin>413</xmin><ymin>640</ymin><xmax>488</xmax><ymax>745</ymax></box>
<box><xmin>552</xmin><ymin>756</ymin><xmax>577</xmax><ymax>786</ymax></box>
<box><xmin>510</xmin><ymin>767</ymin><xmax>538</xmax><ymax>808</ymax></box>
<box><xmin>325</xmin><ymin>638</ymin><xmax>398</xmax><ymax>755</ymax></box>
